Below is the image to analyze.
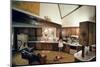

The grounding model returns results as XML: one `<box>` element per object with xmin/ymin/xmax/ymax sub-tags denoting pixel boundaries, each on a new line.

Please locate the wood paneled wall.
<box><xmin>12</xmin><ymin>1</ymin><xmax>40</xmax><ymax>15</ymax></box>
<box><xmin>62</xmin><ymin>27</ymin><xmax>79</xmax><ymax>37</ymax></box>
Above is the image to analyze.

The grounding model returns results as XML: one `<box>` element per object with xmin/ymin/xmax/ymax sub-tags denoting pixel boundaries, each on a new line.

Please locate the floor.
<box><xmin>12</xmin><ymin>50</ymin><xmax>75</xmax><ymax>66</ymax></box>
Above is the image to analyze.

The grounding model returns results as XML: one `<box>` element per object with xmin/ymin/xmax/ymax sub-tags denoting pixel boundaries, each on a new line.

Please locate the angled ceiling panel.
<box><xmin>59</xmin><ymin>4</ymin><xmax>79</xmax><ymax>18</ymax></box>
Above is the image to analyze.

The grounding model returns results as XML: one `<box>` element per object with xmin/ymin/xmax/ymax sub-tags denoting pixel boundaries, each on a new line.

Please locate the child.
<box><xmin>58</xmin><ymin>39</ymin><xmax>63</xmax><ymax>52</ymax></box>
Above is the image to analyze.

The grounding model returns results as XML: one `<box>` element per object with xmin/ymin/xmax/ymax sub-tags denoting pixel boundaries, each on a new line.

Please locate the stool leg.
<box><xmin>28</xmin><ymin>60</ymin><xmax>32</xmax><ymax>65</ymax></box>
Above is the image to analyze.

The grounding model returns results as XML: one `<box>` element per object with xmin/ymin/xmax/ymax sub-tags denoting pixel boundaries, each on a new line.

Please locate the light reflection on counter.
<box><xmin>28</xmin><ymin>40</ymin><xmax>58</xmax><ymax>43</ymax></box>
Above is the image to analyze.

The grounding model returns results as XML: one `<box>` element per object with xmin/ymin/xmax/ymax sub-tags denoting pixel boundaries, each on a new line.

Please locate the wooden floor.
<box><xmin>12</xmin><ymin>50</ymin><xmax>75</xmax><ymax>66</ymax></box>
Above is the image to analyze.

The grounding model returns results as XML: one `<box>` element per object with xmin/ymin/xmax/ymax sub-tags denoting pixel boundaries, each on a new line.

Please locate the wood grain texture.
<box><xmin>79</xmin><ymin>21</ymin><xmax>96</xmax><ymax>46</ymax></box>
<box><xmin>62</xmin><ymin>27</ymin><xmax>79</xmax><ymax>36</ymax></box>
<box><xmin>12</xmin><ymin>1</ymin><xmax>40</xmax><ymax>15</ymax></box>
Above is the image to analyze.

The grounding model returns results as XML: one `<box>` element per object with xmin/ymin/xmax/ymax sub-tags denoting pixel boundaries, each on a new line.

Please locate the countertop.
<box><xmin>28</xmin><ymin>41</ymin><xmax>82</xmax><ymax>47</ymax></box>
<box><xmin>74</xmin><ymin>50</ymin><xmax>96</xmax><ymax>61</ymax></box>
<box><xmin>28</xmin><ymin>41</ymin><xmax>58</xmax><ymax>43</ymax></box>
<box><xmin>63</xmin><ymin>41</ymin><xmax>82</xmax><ymax>47</ymax></box>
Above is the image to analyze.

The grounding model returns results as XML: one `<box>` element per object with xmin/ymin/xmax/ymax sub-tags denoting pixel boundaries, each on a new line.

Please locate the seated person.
<box><xmin>21</xmin><ymin>49</ymin><xmax>41</xmax><ymax>64</ymax></box>
<box><xmin>21</xmin><ymin>48</ymin><xmax>47</xmax><ymax>64</ymax></box>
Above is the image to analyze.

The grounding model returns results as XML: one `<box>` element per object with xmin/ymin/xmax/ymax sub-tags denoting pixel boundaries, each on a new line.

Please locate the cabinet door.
<box><xmin>12</xmin><ymin>1</ymin><xmax>40</xmax><ymax>15</ymax></box>
<box><xmin>93</xmin><ymin>24</ymin><xmax>96</xmax><ymax>44</ymax></box>
<box><xmin>37</xmin><ymin>28</ymin><xmax>42</xmax><ymax>37</ymax></box>
<box><xmin>28</xmin><ymin>28</ymin><xmax>37</xmax><ymax>41</ymax></box>
<box><xmin>89</xmin><ymin>23</ymin><xmax>96</xmax><ymax>45</ymax></box>
<box><xmin>79</xmin><ymin>21</ymin><xmax>96</xmax><ymax>46</ymax></box>
<box><xmin>79</xmin><ymin>22</ymin><xmax>89</xmax><ymax>45</ymax></box>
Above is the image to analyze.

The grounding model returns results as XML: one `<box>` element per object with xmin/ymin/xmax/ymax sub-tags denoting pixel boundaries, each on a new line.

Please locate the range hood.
<box><xmin>12</xmin><ymin>22</ymin><xmax>42</xmax><ymax>28</ymax></box>
<box><xmin>12</xmin><ymin>8</ymin><xmax>42</xmax><ymax>28</ymax></box>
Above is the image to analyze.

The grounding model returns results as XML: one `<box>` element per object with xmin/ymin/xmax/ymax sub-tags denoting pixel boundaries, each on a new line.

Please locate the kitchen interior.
<box><xmin>12</xmin><ymin>1</ymin><xmax>96</xmax><ymax>66</ymax></box>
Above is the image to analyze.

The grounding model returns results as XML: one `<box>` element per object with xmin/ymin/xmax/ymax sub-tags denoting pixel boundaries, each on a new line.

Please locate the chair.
<box><xmin>21</xmin><ymin>48</ymin><xmax>47</xmax><ymax>64</ymax></box>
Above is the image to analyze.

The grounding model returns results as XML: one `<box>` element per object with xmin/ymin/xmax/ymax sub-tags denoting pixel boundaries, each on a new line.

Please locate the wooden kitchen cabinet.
<box><xmin>28</xmin><ymin>28</ymin><xmax>42</xmax><ymax>41</ymax></box>
<box><xmin>79</xmin><ymin>21</ymin><xmax>96</xmax><ymax>46</ymax></box>
<box><xmin>12</xmin><ymin>1</ymin><xmax>40</xmax><ymax>15</ymax></box>
<box><xmin>36</xmin><ymin>42</ymin><xmax>58</xmax><ymax>51</ymax></box>
<box><xmin>37</xmin><ymin>28</ymin><xmax>42</xmax><ymax>37</ymax></box>
<box><xmin>62</xmin><ymin>27</ymin><xmax>79</xmax><ymax>37</ymax></box>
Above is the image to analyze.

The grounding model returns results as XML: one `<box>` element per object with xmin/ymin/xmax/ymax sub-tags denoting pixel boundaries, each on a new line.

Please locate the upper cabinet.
<box><xmin>62</xmin><ymin>27</ymin><xmax>79</xmax><ymax>37</ymax></box>
<box><xmin>12</xmin><ymin>1</ymin><xmax>40</xmax><ymax>15</ymax></box>
<box><xmin>79</xmin><ymin>21</ymin><xmax>96</xmax><ymax>46</ymax></box>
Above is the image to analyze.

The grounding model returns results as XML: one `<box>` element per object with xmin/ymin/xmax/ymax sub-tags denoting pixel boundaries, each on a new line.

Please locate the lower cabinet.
<box><xmin>62</xmin><ymin>44</ymin><xmax>70</xmax><ymax>53</ymax></box>
<box><xmin>28</xmin><ymin>42</ymin><xmax>71</xmax><ymax>53</ymax></box>
<box><xmin>36</xmin><ymin>43</ymin><xmax>58</xmax><ymax>51</ymax></box>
